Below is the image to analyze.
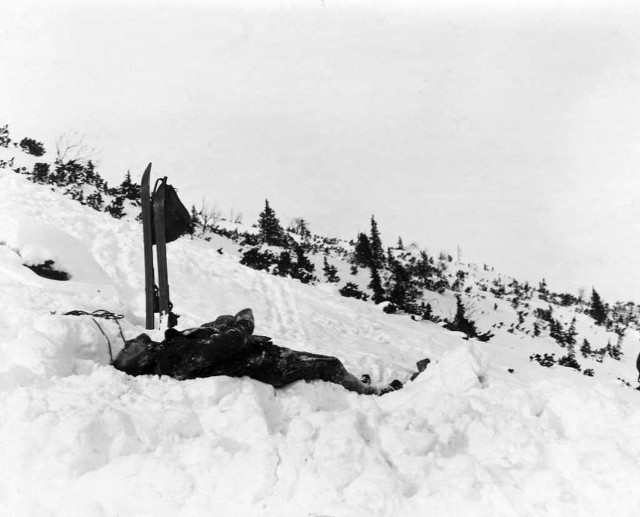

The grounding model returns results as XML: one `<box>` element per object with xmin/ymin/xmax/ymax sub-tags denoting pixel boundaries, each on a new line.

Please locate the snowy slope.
<box><xmin>2</xmin><ymin>170</ymin><xmax>640</xmax><ymax>516</ymax></box>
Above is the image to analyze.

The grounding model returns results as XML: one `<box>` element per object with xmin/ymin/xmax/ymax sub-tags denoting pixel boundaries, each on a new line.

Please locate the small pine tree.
<box><xmin>580</xmin><ymin>338</ymin><xmax>592</xmax><ymax>358</ymax></box>
<box><xmin>608</xmin><ymin>336</ymin><xmax>623</xmax><ymax>360</ymax></box>
<box><xmin>414</xmin><ymin>251</ymin><xmax>435</xmax><ymax>288</ymax></box>
<box><xmin>590</xmin><ymin>288</ymin><xmax>607</xmax><ymax>326</ymax></box>
<box><xmin>31</xmin><ymin>162</ymin><xmax>50</xmax><ymax>183</ymax></box>
<box><xmin>105</xmin><ymin>195</ymin><xmax>125</xmax><ymax>219</ymax></box>
<box><xmin>446</xmin><ymin>295</ymin><xmax>478</xmax><ymax>337</ymax></box>
<box><xmin>539</xmin><ymin>278</ymin><xmax>548</xmax><ymax>294</ymax></box>
<box><xmin>19</xmin><ymin>137</ymin><xmax>46</xmax><ymax>157</ymax></box>
<box><xmin>451</xmin><ymin>270</ymin><xmax>466</xmax><ymax>292</ymax></box>
<box><xmin>538</xmin><ymin>278</ymin><xmax>549</xmax><ymax>301</ymax></box>
<box><xmin>69</xmin><ymin>187</ymin><xmax>85</xmax><ymax>204</ymax></box>
<box><xmin>275</xmin><ymin>251</ymin><xmax>293</xmax><ymax>277</ymax></box>
<box><xmin>295</xmin><ymin>246</ymin><xmax>313</xmax><ymax>271</ymax></box>
<box><xmin>533</xmin><ymin>321</ymin><xmax>541</xmax><ymax>337</ymax></box>
<box><xmin>240</xmin><ymin>247</ymin><xmax>277</xmax><ymax>271</ymax></box>
<box><xmin>119</xmin><ymin>170</ymin><xmax>140</xmax><ymax>202</ymax></box>
<box><xmin>368</xmin><ymin>264</ymin><xmax>385</xmax><ymax>304</ymax></box>
<box><xmin>549</xmin><ymin>317</ymin><xmax>565</xmax><ymax>346</ymax></box>
<box><xmin>444</xmin><ymin>295</ymin><xmax>493</xmax><ymax>341</ymax></box>
<box><xmin>339</xmin><ymin>282</ymin><xmax>368</xmax><ymax>301</ymax></box>
<box><xmin>188</xmin><ymin>205</ymin><xmax>202</xmax><ymax>235</ymax></box>
<box><xmin>0</xmin><ymin>124</ymin><xmax>10</xmax><ymax>147</ymax></box>
<box><xmin>386</xmin><ymin>258</ymin><xmax>417</xmax><ymax>309</ymax></box>
<box><xmin>421</xmin><ymin>303</ymin><xmax>440</xmax><ymax>323</ymax></box>
<box><xmin>558</xmin><ymin>354</ymin><xmax>581</xmax><ymax>371</ymax></box>
<box><xmin>258</xmin><ymin>200</ymin><xmax>286</xmax><ymax>246</ymax></box>
<box><xmin>369</xmin><ymin>216</ymin><xmax>385</xmax><ymax>268</ymax></box>
<box><xmin>564</xmin><ymin>317</ymin><xmax>578</xmax><ymax>348</ymax></box>
<box><xmin>322</xmin><ymin>256</ymin><xmax>340</xmax><ymax>283</ymax></box>
<box><xmin>290</xmin><ymin>246</ymin><xmax>316</xmax><ymax>284</ymax></box>
<box><xmin>86</xmin><ymin>191</ymin><xmax>103</xmax><ymax>211</ymax></box>
<box><xmin>291</xmin><ymin>217</ymin><xmax>311</xmax><ymax>239</ymax></box>
<box><xmin>353</xmin><ymin>233</ymin><xmax>372</xmax><ymax>268</ymax></box>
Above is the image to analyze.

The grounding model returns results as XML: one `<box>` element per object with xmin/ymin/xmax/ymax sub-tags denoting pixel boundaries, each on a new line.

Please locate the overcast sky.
<box><xmin>2</xmin><ymin>0</ymin><xmax>640</xmax><ymax>302</ymax></box>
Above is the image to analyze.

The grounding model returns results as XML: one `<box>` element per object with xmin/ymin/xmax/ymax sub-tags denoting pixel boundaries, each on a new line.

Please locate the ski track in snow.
<box><xmin>2</xmin><ymin>170</ymin><xmax>640</xmax><ymax>516</ymax></box>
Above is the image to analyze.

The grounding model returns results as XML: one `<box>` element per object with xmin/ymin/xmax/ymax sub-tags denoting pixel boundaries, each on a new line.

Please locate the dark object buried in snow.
<box><xmin>409</xmin><ymin>358</ymin><xmax>431</xmax><ymax>381</ymax></box>
<box><xmin>113</xmin><ymin>308</ymin><xmax>406</xmax><ymax>396</ymax></box>
<box><xmin>25</xmin><ymin>260</ymin><xmax>70</xmax><ymax>281</ymax></box>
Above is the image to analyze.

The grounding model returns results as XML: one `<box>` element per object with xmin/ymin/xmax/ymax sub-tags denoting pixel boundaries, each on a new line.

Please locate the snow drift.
<box><xmin>2</xmin><ymin>170</ymin><xmax>640</xmax><ymax>516</ymax></box>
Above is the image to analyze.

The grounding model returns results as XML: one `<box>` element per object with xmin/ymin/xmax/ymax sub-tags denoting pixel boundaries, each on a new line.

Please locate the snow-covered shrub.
<box><xmin>240</xmin><ymin>247</ymin><xmax>277</xmax><ymax>271</ymax></box>
<box><xmin>339</xmin><ymin>282</ymin><xmax>368</xmax><ymax>301</ymax></box>
<box><xmin>19</xmin><ymin>137</ymin><xmax>46</xmax><ymax>157</ymax></box>
<box><xmin>323</xmin><ymin>256</ymin><xmax>340</xmax><ymax>283</ymax></box>
<box><xmin>443</xmin><ymin>295</ymin><xmax>494</xmax><ymax>342</ymax></box>
<box><xmin>530</xmin><ymin>353</ymin><xmax>556</xmax><ymax>368</ymax></box>
<box><xmin>383</xmin><ymin>302</ymin><xmax>398</xmax><ymax>314</ymax></box>
<box><xmin>558</xmin><ymin>354</ymin><xmax>581</xmax><ymax>371</ymax></box>
<box><xmin>0</xmin><ymin>124</ymin><xmax>10</xmax><ymax>147</ymax></box>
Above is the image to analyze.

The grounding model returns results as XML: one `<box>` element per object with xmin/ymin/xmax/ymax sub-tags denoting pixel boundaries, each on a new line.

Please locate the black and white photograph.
<box><xmin>1</xmin><ymin>0</ymin><xmax>640</xmax><ymax>515</ymax></box>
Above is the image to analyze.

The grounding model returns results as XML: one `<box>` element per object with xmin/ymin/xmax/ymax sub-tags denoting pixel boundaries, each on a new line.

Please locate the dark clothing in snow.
<box><xmin>113</xmin><ymin>309</ymin><xmax>400</xmax><ymax>395</ymax></box>
<box><xmin>409</xmin><ymin>358</ymin><xmax>431</xmax><ymax>381</ymax></box>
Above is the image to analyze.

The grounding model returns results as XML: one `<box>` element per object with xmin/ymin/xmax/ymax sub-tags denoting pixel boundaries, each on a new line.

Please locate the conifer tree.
<box><xmin>69</xmin><ymin>187</ymin><xmax>85</xmax><ymax>204</ymax></box>
<box><xmin>422</xmin><ymin>303</ymin><xmax>434</xmax><ymax>321</ymax></box>
<box><xmin>368</xmin><ymin>264</ymin><xmax>385</xmax><ymax>304</ymax></box>
<box><xmin>565</xmin><ymin>317</ymin><xmax>578</xmax><ymax>348</ymax></box>
<box><xmin>538</xmin><ymin>278</ymin><xmax>549</xmax><ymax>301</ymax></box>
<box><xmin>580</xmin><ymin>338</ymin><xmax>592</xmax><ymax>358</ymax></box>
<box><xmin>291</xmin><ymin>217</ymin><xmax>311</xmax><ymax>239</ymax></box>
<box><xmin>275</xmin><ymin>251</ymin><xmax>293</xmax><ymax>277</ymax></box>
<box><xmin>119</xmin><ymin>170</ymin><xmax>139</xmax><ymax>202</ymax></box>
<box><xmin>258</xmin><ymin>200</ymin><xmax>285</xmax><ymax>246</ymax></box>
<box><xmin>354</xmin><ymin>232</ymin><xmax>372</xmax><ymax>268</ymax></box>
<box><xmin>339</xmin><ymin>282</ymin><xmax>367</xmax><ymax>301</ymax></box>
<box><xmin>105</xmin><ymin>195</ymin><xmax>125</xmax><ymax>219</ymax></box>
<box><xmin>86</xmin><ymin>191</ymin><xmax>103</xmax><ymax>211</ymax></box>
<box><xmin>188</xmin><ymin>205</ymin><xmax>201</xmax><ymax>235</ymax></box>
<box><xmin>414</xmin><ymin>251</ymin><xmax>434</xmax><ymax>288</ymax></box>
<box><xmin>590</xmin><ymin>288</ymin><xmax>607</xmax><ymax>326</ymax></box>
<box><xmin>289</xmin><ymin>246</ymin><xmax>315</xmax><ymax>284</ymax></box>
<box><xmin>549</xmin><ymin>317</ymin><xmax>565</xmax><ymax>346</ymax></box>
<box><xmin>19</xmin><ymin>137</ymin><xmax>46</xmax><ymax>157</ymax></box>
<box><xmin>386</xmin><ymin>247</ymin><xmax>394</xmax><ymax>265</ymax></box>
<box><xmin>533</xmin><ymin>321</ymin><xmax>541</xmax><ymax>337</ymax></box>
<box><xmin>446</xmin><ymin>295</ymin><xmax>479</xmax><ymax>338</ymax></box>
<box><xmin>31</xmin><ymin>162</ymin><xmax>50</xmax><ymax>183</ymax></box>
<box><xmin>369</xmin><ymin>216</ymin><xmax>385</xmax><ymax>268</ymax></box>
<box><xmin>608</xmin><ymin>335</ymin><xmax>623</xmax><ymax>360</ymax></box>
<box><xmin>444</xmin><ymin>295</ymin><xmax>494</xmax><ymax>341</ymax></box>
<box><xmin>386</xmin><ymin>258</ymin><xmax>416</xmax><ymax>309</ymax></box>
<box><xmin>0</xmin><ymin>124</ymin><xmax>10</xmax><ymax>147</ymax></box>
<box><xmin>322</xmin><ymin>256</ymin><xmax>340</xmax><ymax>283</ymax></box>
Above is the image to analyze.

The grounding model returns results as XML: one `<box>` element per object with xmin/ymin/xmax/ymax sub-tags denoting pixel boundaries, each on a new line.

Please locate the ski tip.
<box><xmin>142</xmin><ymin>163</ymin><xmax>152</xmax><ymax>181</ymax></box>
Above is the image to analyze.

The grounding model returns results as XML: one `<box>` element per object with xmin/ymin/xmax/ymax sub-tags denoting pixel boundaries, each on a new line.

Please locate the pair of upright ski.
<box><xmin>141</xmin><ymin>163</ymin><xmax>178</xmax><ymax>330</ymax></box>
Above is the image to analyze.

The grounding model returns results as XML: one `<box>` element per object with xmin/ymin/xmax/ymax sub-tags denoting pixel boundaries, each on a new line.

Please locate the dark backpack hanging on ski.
<box><xmin>151</xmin><ymin>179</ymin><xmax>191</xmax><ymax>244</ymax></box>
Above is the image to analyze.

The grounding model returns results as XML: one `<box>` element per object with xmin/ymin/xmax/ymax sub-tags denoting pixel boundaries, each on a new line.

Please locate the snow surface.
<box><xmin>2</xmin><ymin>169</ymin><xmax>640</xmax><ymax>516</ymax></box>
